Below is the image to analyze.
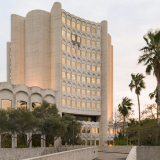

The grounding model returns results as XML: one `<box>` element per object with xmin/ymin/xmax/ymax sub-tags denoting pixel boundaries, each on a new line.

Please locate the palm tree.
<box><xmin>138</xmin><ymin>30</ymin><xmax>160</xmax><ymax>107</ymax></box>
<box><xmin>118</xmin><ymin>97</ymin><xmax>133</xmax><ymax>136</ymax></box>
<box><xmin>129</xmin><ymin>73</ymin><xmax>145</xmax><ymax>127</ymax></box>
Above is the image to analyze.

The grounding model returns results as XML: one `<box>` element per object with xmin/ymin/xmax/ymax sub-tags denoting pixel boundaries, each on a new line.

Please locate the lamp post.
<box><xmin>72</xmin><ymin>120</ymin><xmax>75</xmax><ymax>147</ymax></box>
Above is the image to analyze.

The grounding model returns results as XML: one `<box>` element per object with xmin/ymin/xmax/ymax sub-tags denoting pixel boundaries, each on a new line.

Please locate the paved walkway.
<box><xmin>126</xmin><ymin>146</ymin><xmax>136</xmax><ymax>160</ymax></box>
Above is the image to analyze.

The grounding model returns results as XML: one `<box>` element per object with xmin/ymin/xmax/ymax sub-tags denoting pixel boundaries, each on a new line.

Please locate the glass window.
<box><xmin>77</xmin><ymin>36</ymin><xmax>80</xmax><ymax>43</ymax></box>
<box><xmin>72</xmin><ymin>21</ymin><xmax>75</xmax><ymax>28</ymax></box>
<box><xmin>32</xmin><ymin>102</ymin><xmax>41</xmax><ymax>111</ymax></box>
<box><xmin>110</xmin><ymin>128</ymin><xmax>113</xmax><ymax>134</ymax></box>
<box><xmin>97</xmin><ymin>66</ymin><xmax>101</xmax><ymax>72</ymax></box>
<box><xmin>87</xmin><ymin>90</ymin><xmax>90</xmax><ymax>96</ymax></box>
<box><xmin>62</xmin><ymin>99</ymin><xmax>66</xmax><ymax>105</ymax></box>
<box><xmin>77</xmin><ymin>75</ymin><xmax>80</xmax><ymax>81</ymax></box>
<box><xmin>82</xmin><ymin>38</ymin><xmax>85</xmax><ymax>44</ymax></box>
<box><xmin>77</xmin><ymin>23</ymin><xmax>80</xmax><ymax>30</ymax></box>
<box><xmin>72</xmin><ymin>100</ymin><xmax>75</xmax><ymax>107</ymax></box>
<box><xmin>87</xmin><ymin>77</ymin><xmax>90</xmax><ymax>83</ymax></box>
<box><xmin>82</xmin><ymin>102</ymin><xmax>85</xmax><ymax>108</ymax></box>
<box><xmin>87</xmin><ymin>65</ymin><xmax>90</xmax><ymax>70</ymax></box>
<box><xmin>62</xmin><ymin>58</ymin><xmax>65</xmax><ymax>64</ymax></box>
<box><xmin>97</xmin><ymin>103</ymin><xmax>101</xmax><ymax>109</ymax></box>
<box><xmin>82</xmin><ymin>76</ymin><xmax>85</xmax><ymax>82</ymax></box>
<box><xmin>97</xmin><ymin>78</ymin><xmax>100</xmax><ymax>84</ymax></box>
<box><xmin>92</xmin><ymin>128</ymin><xmax>95</xmax><ymax>133</ymax></box>
<box><xmin>72</xmin><ymin>34</ymin><xmax>75</xmax><ymax>41</ymax></box>
<box><xmin>97</xmin><ymin>42</ymin><xmax>100</xmax><ymax>47</ymax></box>
<box><xmin>82</xmin><ymin>89</ymin><xmax>85</xmax><ymax>95</ymax></box>
<box><xmin>72</xmin><ymin>61</ymin><xmax>75</xmax><ymax>67</ymax></box>
<box><xmin>82</xmin><ymin>127</ymin><xmax>85</xmax><ymax>133</ymax></box>
<box><xmin>77</xmin><ymin>101</ymin><xmax>81</xmax><ymax>107</ymax></box>
<box><xmin>96</xmin><ymin>128</ymin><xmax>99</xmax><ymax>133</ymax></box>
<box><xmin>92</xmin><ymin>90</ymin><xmax>95</xmax><ymax>96</ymax></box>
<box><xmin>67</xmin><ymin>59</ymin><xmax>70</xmax><ymax>66</ymax></box>
<box><xmin>72</xmin><ymin>48</ymin><xmax>75</xmax><ymax>54</ymax></box>
<box><xmin>62</xmin><ymin>30</ymin><xmax>65</xmax><ymax>37</ymax></box>
<box><xmin>82</xmin><ymin>64</ymin><xmax>85</xmax><ymax>70</ymax></box>
<box><xmin>67</xmin><ymin>32</ymin><xmax>70</xmax><ymax>39</ymax></box>
<box><xmin>72</xmin><ymin>87</ymin><xmax>75</xmax><ymax>93</ymax></box>
<box><xmin>92</xmin><ymin>103</ymin><xmax>95</xmax><ymax>108</ymax></box>
<box><xmin>67</xmin><ymin>100</ymin><xmax>71</xmax><ymax>106</ymax></box>
<box><xmin>92</xmin><ymin>78</ymin><xmax>95</xmax><ymax>84</ymax></box>
<box><xmin>97</xmin><ymin>29</ymin><xmax>100</xmax><ymax>35</ymax></box>
<box><xmin>77</xmin><ymin>49</ymin><xmax>80</xmax><ymax>56</ymax></box>
<box><xmin>87</xmin><ymin>103</ymin><xmax>90</xmax><ymax>108</ymax></box>
<box><xmin>62</xmin><ymin>44</ymin><xmax>65</xmax><ymax>51</ymax></box>
<box><xmin>87</xmin><ymin>27</ymin><xmax>90</xmax><ymax>33</ymax></box>
<box><xmin>77</xmin><ymin>88</ymin><xmax>80</xmax><ymax>94</ymax></box>
<box><xmin>67</xmin><ymin>86</ymin><xmax>71</xmax><ymax>93</ymax></box>
<box><xmin>97</xmin><ymin>54</ymin><xmax>100</xmax><ymax>59</ymax></box>
<box><xmin>87</xmin><ymin>39</ymin><xmax>90</xmax><ymax>45</ymax></box>
<box><xmin>87</xmin><ymin>128</ymin><xmax>90</xmax><ymax>133</ymax></box>
<box><xmin>77</xmin><ymin>62</ymin><xmax>80</xmax><ymax>68</ymax></box>
<box><xmin>87</xmin><ymin>52</ymin><xmax>90</xmax><ymax>58</ymax></box>
<box><xmin>92</xmin><ymin>140</ymin><xmax>95</xmax><ymax>146</ymax></box>
<box><xmin>87</xmin><ymin>140</ymin><xmax>90</xmax><ymax>145</ymax></box>
<box><xmin>62</xmin><ymin>72</ymin><xmax>65</xmax><ymax>78</ymax></box>
<box><xmin>92</xmin><ymin>53</ymin><xmax>95</xmax><ymax>59</ymax></box>
<box><xmin>17</xmin><ymin>101</ymin><xmax>27</xmax><ymax>108</ymax></box>
<box><xmin>96</xmin><ymin>140</ymin><xmax>99</xmax><ymax>146</ymax></box>
<box><xmin>82</xmin><ymin>25</ymin><xmax>85</xmax><ymax>31</ymax></box>
<box><xmin>67</xmin><ymin>19</ymin><xmax>70</xmax><ymax>26</ymax></box>
<box><xmin>67</xmin><ymin>46</ymin><xmax>70</xmax><ymax>52</ymax></box>
<box><xmin>82</xmin><ymin>51</ymin><xmax>85</xmax><ymax>57</ymax></box>
<box><xmin>97</xmin><ymin>91</ymin><xmax>100</xmax><ymax>96</ymax></box>
<box><xmin>72</xmin><ymin>74</ymin><xmax>75</xmax><ymax>81</ymax></box>
<box><xmin>62</xmin><ymin>85</ymin><xmax>66</xmax><ymax>91</ymax></box>
<box><xmin>62</xmin><ymin>17</ymin><xmax>65</xmax><ymax>23</ymax></box>
<box><xmin>67</xmin><ymin>73</ymin><xmax>70</xmax><ymax>79</ymax></box>
<box><xmin>92</xmin><ymin>41</ymin><xmax>95</xmax><ymax>46</ymax></box>
<box><xmin>92</xmin><ymin>28</ymin><xmax>95</xmax><ymax>34</ymax></box>
<box><xmin>92</xmin><ymin>66</ymin><xmax>95</xmax><ymax>71</ymax></box>
<box><xmin>107</xmin><ymin>129</ymin><xmax>110</xmax><ymax>134</ymax></box>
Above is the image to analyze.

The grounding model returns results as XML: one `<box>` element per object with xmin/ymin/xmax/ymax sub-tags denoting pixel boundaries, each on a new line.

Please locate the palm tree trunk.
<box><xmin>123</xmin><ymin>116</ymin><xmax>125</xmax><ymax>137</ymax></box>
<box><xmin>137</xmin><ymin>94</ymin><xmax>140</xmax><ymax>146</ymax></box>
<box><xmin>157</xmin><ymin>102</ymin><xmax>159</xmax><ymax>122</ymax></box>
<box><xmin>158</xmin><ymin>81</ymin><xmax>160</xmax><ymax>111</ymax></box>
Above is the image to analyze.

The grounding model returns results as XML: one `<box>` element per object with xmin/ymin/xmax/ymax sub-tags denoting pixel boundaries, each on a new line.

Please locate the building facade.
<box><xmin>4</xmin><ymin>2</ymin><xmax>113</xmax><ymax>146</ymax></box>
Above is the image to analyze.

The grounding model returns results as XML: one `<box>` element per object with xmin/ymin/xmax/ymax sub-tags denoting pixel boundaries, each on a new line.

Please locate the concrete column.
<box><xmin>41</xmin><ymin>135</ymin><xmax>45</xmax><ymax>147</ymax></box>
<box><xmin>0</xmin><ymin>135</ymin><xmax>1</xmax><ymax>148</ymax></box>
<box><xmin>27</xmin><ymin>133</ymin><xmax>32</xmax><ymax>148</ymax></box>
<box><xmin>7</xmin><ymin>42</ymin><xmax>11</xmax><ymax>83</ymax></box>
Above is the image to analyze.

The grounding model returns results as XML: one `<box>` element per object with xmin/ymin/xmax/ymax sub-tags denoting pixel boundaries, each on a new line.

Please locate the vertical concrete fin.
<box><xmin>7</xmin><ymin>42</ymin><xmax>11</xmax><ymax>83</ymax></box>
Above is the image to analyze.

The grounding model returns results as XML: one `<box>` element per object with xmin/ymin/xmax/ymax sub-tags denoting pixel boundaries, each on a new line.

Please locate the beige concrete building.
<box><xmin>5</xmin><ymin>2</ymin><xmax>113</xmax><ymax>146</ymax></box>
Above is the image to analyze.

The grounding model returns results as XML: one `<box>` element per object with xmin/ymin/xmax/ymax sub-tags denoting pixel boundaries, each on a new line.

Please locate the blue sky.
<box><xmin>0</xmin><ymin>0</ymin><xmax>159</xmax><ymax>118</ymax></box>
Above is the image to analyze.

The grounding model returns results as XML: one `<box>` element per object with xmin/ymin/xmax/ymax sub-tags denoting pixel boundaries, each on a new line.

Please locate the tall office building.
<box><xmin>4</xmin><ymin>2</ymin><xmax>113</xmax><ymax>146</ymax></box>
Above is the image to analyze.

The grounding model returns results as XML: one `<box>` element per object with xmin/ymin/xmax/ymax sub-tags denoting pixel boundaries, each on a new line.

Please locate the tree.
<box><xmin>138</xmin><ymin>30</ymin><xmax>160</xmax><ymax>107</ymax></box>
<box><xmin>129</xmin><ymin>73</ymin><xmax>145</xmax><ymax>127</ymax></box>
<box><xmin>118</xmin><ymin>97</ymin><xmax>133</xmax><ymax>136</ymax></box>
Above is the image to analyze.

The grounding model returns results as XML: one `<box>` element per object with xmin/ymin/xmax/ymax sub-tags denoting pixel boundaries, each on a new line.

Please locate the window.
<box><xmin>62</xmin><ymin>85</ymin><xmax>66</xmax><ymax>91</ymax></box>
<box><xmin>77</xmin><ymin>62</ymin><xmax>80</xmax><ymax>68</ymax></box>
<box><xmin>62</xmin><ymin>16</ymin><xmax>65</xmax><ymax>23</ymax></box>
<box><xmin>77</xmin><ymin>75</ymin><xmax>81</xmax><ymax>81</ymax></box>
<box><xmin>92</xmin><ymin>28</ymin><xmax>95</xmax><ymax>34</ymax></box>
<box><xmin>87</xmin><ymin>65</ymin><xmax>90</xmax><ymax>70</ymax></box>
<box><xmin>77</xmin><ymin>101</ymin><xmax>81</xmax><ymax>107</ymax></box>
<box><xmin>92</xmin><ymin>90</ymin><xmax>95</xmax><ymax>96</ymax></box>
<box><xmin>67</xmin><ymin>100</ymin><xmax>71</xmax><ymax>106</ymax></box>
<box><xmin>77</xmin><ymin>23</ymin><xmax>80</xmax><ymax>30</ymax></box>
<box><xmin>82</xmin><ymin>38</ymin><xmax>85</xmax><ymax>44</ymax></box>
<box><xmin>87</xmin><ymin>27</ymin><xmax>90</xmax><ymax>33</ymax></box>
<box><xmin>92</xmin><ymin>53</ymin><xmax>95</xmax><ymax>59</ymax></box>
<box><xmin>72</xmin><ymin>61</ymin><xmax>75</xmax><ymax>67</ymax></box>
<box><xmin>62</xmin><ymin>72</ymin><xmax>65</xmax><ymax>78</ymax></box>
<box><xmin>82</xmin><ymin>102</ymin><xmax>85</xmax><ymax>108</ymax></box>
<box><xmin>77</xmin><ymin>36</ymin><xmax>80</xmax><ymax>43</ymax></box>
<box><xmin>82</xmin><ymin>25</ymin><xmax>85</xmax><ymax>31</ymax></box>
<box><xmin>17</xmin><ymin>101</ymin><xmax>27</xmax><ymax>108</ymax></box>
<box><xmin>87</xmin><ymin>90</ymin><xmax>90</xmax><ymax>96</ymax></box>
<box><xmin>72</xmin><ymin>101</ymin><xmax>75</xmax><ymax>107</ymax></box>
<box><xmin>72</xmin><ymin>87</ymin><xmax>75</xmax><ymax>93</ymax></box>
<box><xmin>77</xmin><ymin>88</ymin><xmax>80</xmax><ymax>94</ymax></box>
<box><xmin>82</xmin><ymin>89</ymin><xmax>85</xmax><ymax>95</ymax></box>
<box><xmin>92</xmin><ymin>66</ymin><xmax>95</xmax><ymax>71</ymax></box>
<box><xmin>87</xmin><ymin>103</ymin><xmax>90</xmax><ymax>108</ymax></box>
<box><xmin>110</xmin><ymin>128</ymin><xmax>113</xmax><ymax>134</ymax></box>
<box><xmin>92</xmin><ymin>78</ymin><xmax>95</xmax><ymax>84</ymax></box>
<box><xmin>97</xmin><ymin>42</ymin><xmax>100</xmax><ymax>47</ymax></box>
<box><xmin>96</xmin><ymin>140</ymin><xmax>99</xmax><ymax>146</ymax></box>
<box><xmin>67</xmin><ymin>86</ymin><xmax>71</xmax><ymax>93</ymax></box>
<box><xmin>72</xmin><ymin>74</ymin><xmax>75</xmax><ymax>81</ymax></box>
<box><xmin>82</xmin><ymin>64</ymin><xmax>85</xmax><ymax>70</ymax></box>
<box><xmin>82</xmin><ymin>127</ymin><xmax>85</xmax><ymax>133</ymax></box>
<box><xmin>97</xmin><ymin>66</ymin><xmax>101</xmax><ymax>72</ymax></box>
<box><xmin>87</xmin><ymin>77</ymin><xmax>90</xmax><ymax>83</ymax></box>
<box><xmin>72</xmin><ymin>48</ymin><xmax>75</xmax><ymax>54</ymax></box>
<box><xmin>77</xmin><ymin>49</ymin><xmax>80</xmax><ymax>56</ymax></box>
<box><xmin>72</xmin><ymin>34</ymin><xmax>75</xmax><ymax>41</ymax></box>
<box><xmin>97</xmin><ymin>91</ymin><xmax>100</xmax><ymax>96</ymax></box>
<box><xmin>67</xmin><ymin>59</ymin><xmax>70</xmax><ymax>66</ymax></box>
<box><xmin>72</xmin><ymin>21</ymin><xmax>75</xmax><ymax>28</ymax></box>
<box><xmin>82</xmin><ymin>51</ymin><xmax>85</xmax><ymax>57</ymax></box>
<box><xmin>97</xmin><ymin>103</ymin><xmax>101</xmax><ymax>109</ymax></box>
<box><xmin>97</xmin><ymin>29</ymin><xmax>100</xmax><ymax>35</ymax></box>
<box><xmin>107</xmin><ymin>129</ymin><xmax>110</xmax><ymax>134</ymax></box>
<box><xmin>67</xmin><ymin>32</ymin><xmax>70</xmax><ymax>39</ymax></box>
<box><xmin>92</xmin><ymin>128</ymin><xmax>95</xmax><ymax>133</ymax></box>
<box><xmin>87</xmin><ymin>52</ymin><xmax>90</xmax><ymax>58</ymax></box>
<box><xmin>97</xmin><ymin>78</ymin><xmax>100</xmax><ymax>84</ymax></box>
<box><xmin>62</xmin><ymin>99</ymin><xmax>66</xmax><ymax>105</ymax></box>
<box><xmin>32</xmin><ymin>102</ymin><xmax>41</xmax><ymax>111</ymax></box>
<box><xmin>97</xmin><ymin>54</ymin><xmax>100</xmax><ymax>59</ymax></box>
<box><xmin>87</xmin><ymin>39</ymin><xmax>90</xmax><ymax>45</ymax></box>
<box><xmin>62</xmin><ymin>58</ymin><xmax>65</xmax><ymax>64</ymax></box>
<box><xmin>92</xmin><ymin>103</ymin><xmax>95</xmax><ymax>108</ymax></box>
<box><xmin>92</xmin><ymin>140</ymin><xmax>95</xmax><ymax>146</ymax></box>
<box><xmin>62</xmin><ymin>44</ymin><xmax>65</xmax><ymax>51</ymax></box>
<box><xmin>87</xmin><ymin>128</ymin><xmax>90</xmax><ymax>133</ymax></box>
<box><xmin>87</xmin><ymin>140</ymin><xmax>90</xmax><ymax>146</ymax></box>
<box><xmin>67</xmin><ymin>73</ymin><xmax>70</xmax><ymax>79</ymax></box>
<box><xmin>67</xmin><ymin>46</ymin><xmax>70</xmax><ymax>52</ymax></box>
<box><xmin>67</xmin><ymin>19</ymin><xmax>70</xmax><ymax>26</ymax></box>
<box><xmin>62</xmin><ymin>30</ymin><xmax>65</xmax><ymax>37</ymax></box>
<box><xmin>92</xmin><ymin>40</ymin><xmax>95</xmax><ymax>46</ymax></box>
<box><xmin>82</xmin><ymin>76</ymin><xmax>85</xmax><ymax>82</ymax></box>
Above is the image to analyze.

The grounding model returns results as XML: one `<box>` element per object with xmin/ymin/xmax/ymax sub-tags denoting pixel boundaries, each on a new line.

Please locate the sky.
<box><xmin>0</xmin><ymin>0</ymin><xmax>159</xmax><ymax>119</ymax></box>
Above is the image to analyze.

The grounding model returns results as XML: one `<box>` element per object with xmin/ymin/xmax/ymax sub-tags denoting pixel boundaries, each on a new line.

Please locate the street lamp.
<box><xmin>72</xmin><ymin>120</ymin><xmax>75</xmax><ymax>147</ymax></box>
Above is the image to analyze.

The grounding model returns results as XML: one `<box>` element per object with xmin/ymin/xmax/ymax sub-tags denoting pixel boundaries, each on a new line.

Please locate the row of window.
<box><xmin>62</xmin><ymin>86</ymin><xmax>100</xmax><ymax>96</ymax></box>
<box><xmin>82</xmin><ymin>140</ymin><xmax>99</xmax><ymax>146</ymax></box>
<box><xmin>62</xmin><ymin>99</ymin><xmax>101</xmax><ymax>109</ymax></box>
<box><xmin>62</xmin><ymin>17</ymin><xmax>101</xmax><ymax>35</ymax></box>
<box><xmin>107</xmin><ymin>128</ymin><xmax>121</xmax><ymax>134</ymax></box>
<box><xmin>82</xmin><ymin>127</ymin><xmax>99</xmax><ymax>134</ymax></box>
<box><xmin>62</xmin><ymin>72</ymin><xmax>101</xmax><ymax>84</ymax></box>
